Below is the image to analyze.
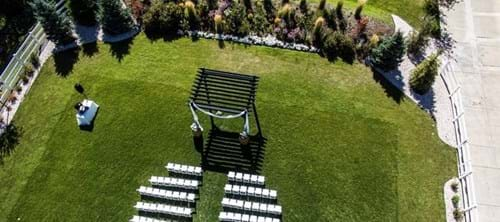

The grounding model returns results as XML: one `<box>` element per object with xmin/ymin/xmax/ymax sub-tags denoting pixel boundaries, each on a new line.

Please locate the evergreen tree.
<box><xmin>69</xmin><ymin>0</ymin><xmax>100</xmax><ymax>26</ymax></box>
<box><xmin>100</xmin><ymin>0</ymin><xmax>134</xmax><ymax>35</ymax></box>
<box><xmin>30</xmin><ymin>0</ymin><xmax>75</xmax><ymax>45</ymax></box>
<box><xmin>410</xmin><ymin>53</ymin><xmax>440</xmax><ymax>94</ymax></box>
<box><xmin>370</xmin><ymin>31</ymin><xmax>406</xmax><ymax>71</ymax></box>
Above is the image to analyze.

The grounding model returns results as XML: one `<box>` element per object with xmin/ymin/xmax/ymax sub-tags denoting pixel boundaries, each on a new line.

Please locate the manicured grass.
<box><xmin>0</xmin><ymin>34</ymin><xmax>455</xmax><ymax>221</ymax></box>
<box><xmin>306</xmin><ymin>0</ymin><xmax>425</xmax><ymax>28</ymax></box>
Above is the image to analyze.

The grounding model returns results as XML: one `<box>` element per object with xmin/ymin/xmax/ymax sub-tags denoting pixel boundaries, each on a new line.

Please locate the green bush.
<box><xmin>451</xmin><ymin>181</ymin><xmax>459</xmax><ymax>192</ymax></box>
<box><xmin>143</xmin><ymin>1</ymin><xmax>183</xmax><ymax>36</ymax></box>
<box><xmin>453</xmin><ymin>209</ymin><xmax>463</xmax><ymax>220</ymax></box>
<box><xmin>410</xmin><ymin>53</ymin><xmax>440</xmax><ymax>94</ymax></box>
<box><xmin>452</xmin><ymin>195</ymin><xmax>460</xmax><ymax>208</ymax></box>
<box><xmin>299</xmin><ymin>0</ymin><xmax>308</xmax><ymax>13</ymax></box>
<box><xmin>224</xmin><ymin>1</ymin><xmax>250</xmax><ymax>36</ymax></box>
<box><xmin>322</xmin><ymin>31</ymin><xmax>355</xmax><ymax>63</ymax></box>
<box><xmin>30</xmin><ymin>52</ymin><xmax>40</xmax><ymax>68</ymax></box>
<box><xmin>101</xmin><ymin>0</ymin><xmax>134</xmax><ymax>35</ymax></box>
<box><xmin>69</xmin><ymin>0</ymin><xmax>100</xmax><ymax>26</ymax></box>
<box><xmin>423</xmin><ymin>0</ymin><xmax>440</xmax><ymax>17</ymax></box>
<box><xmin>406</xmin><ymin>30</ymin><xmax>429</xmax><ymax>56</ymax></box>
<box><xmin>251</xmin><ymin>1</ymin><xmax>270</xmax><ymax>36</ymax></box>
<box><xmin>15</xmin><ymin>85</ymin><xmax>23</xmax><ymax>93</ymax></box>
<box><xmin>422</xmin><ymin>16</ymin><xmax>441</xmax><ymax>38</ymax></box>
<box><xmin>312</xmin><ymin>17</ymin><xmax>325</xmax><ymax>48</ymax></box>
<box><xmin>24</xmin><ymin>63</ymin><xmax>35</xmax><ymax>77</ymax></box>
<box><xmin>370</xmin><ymin>31</ymin><xmax>406</xmax><ymax>71</ymax></box>
<box><xmin>336</xmin><ymin>0</ymin><xmax>344</xmax><ymax>19</ymax></box>
<box><xmin>30</xmin><ymin>0</ymin><xmax>76</xmax><ymax>45</ymax></box>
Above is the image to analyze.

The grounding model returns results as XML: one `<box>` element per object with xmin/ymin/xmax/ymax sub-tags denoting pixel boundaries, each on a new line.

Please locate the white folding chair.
<box><xmin>228</xmin><ymin>171</ymin><xmax>236</xmax><ymax>180</ymax></box>
<box><xmin>250</xmin><ymin>175</ymin><xmax>258</xmax><ymax>184</ymax></box>
<box><xmin>194</xmin><ymin>167</ymin><xmax>202</xmax><ymax>176</ymax></box>
<box><xmin>187</xmin><ymin>193</ymin><xmax>196</xmax><ymax>202</ymax></box>
<box><xmin>235</xmin><ymin>172</ymin><xmax>243</xmax><ymax>181</ymax></box>
<box><xmin>249</xmin><ymin>215</ymin><xmax>258</xmax><ymax>222</ymax></box>
<box><xmin>243</xmin><ymin>174</ymin><xmax>251</xmax><ymax>183</ymax></box>
<box><xmin>251</xmin><ymin>202</ymin><xmax>260</xmax><ymax>212</ymax></box>
<box><xmin>239</xmin><ymin>186</ymin><xmax>247</xmax><ymax>195</ymax></box>
<box><xmin>262</xmin><ymin>189</ymin><xmax>270</xmax><ymax>198</ymax></box>
<box><xmin>257</xmin><ymin>176</ymin><xmax>265</xmax><ymax>185</ymax></box>
<box><xmin>224</xmin><ymin>184</ymin><xmax>232</xmax><ymax>193</ymax></box>
<box><xmin>255</xmin><ymin>188</ymin><xmax>262</xmax><ymax>197</ymax></box>
<box><xmin>222</xmin><ymin>198</ymin><xmax>230</xmax><ymax>207</ymax></box>
<box><xmin>244</xmin><ymin>201</ymin><xmax>252</xmax><ymax>211</ymax></box>
<box><xmin>269</xmin><ymin>190</ymin><xmax>277</xmax><ymax>199</ymax></box>
<box><xmin>247</xmin><ymin>186</ymin><xmax>256</xmax><ymax>197</ymax></box>
<box><xmin>259</xmin><ymin>203</ymin><xmax>267</xmax><ymax>213</ymax></box>
<box><xmin>242</xmin><ymin>214</ymin><xmax>250</xmax><ymax>222</ymax></box>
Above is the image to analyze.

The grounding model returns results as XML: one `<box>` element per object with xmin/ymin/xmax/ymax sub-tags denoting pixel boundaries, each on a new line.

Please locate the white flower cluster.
<box><xmin>178</xmin><ymin>30</ymin><xmax>319</xmax><ymax>53</ymax></box>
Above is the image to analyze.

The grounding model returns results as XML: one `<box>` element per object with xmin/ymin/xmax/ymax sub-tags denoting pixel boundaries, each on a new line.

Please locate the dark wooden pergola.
<box><xmin>189</xmin><ymin>68</ymin><xmax>262</xmax><ymax>137</ymax></box>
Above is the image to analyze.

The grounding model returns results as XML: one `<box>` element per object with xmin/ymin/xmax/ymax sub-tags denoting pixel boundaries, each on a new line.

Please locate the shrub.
<box><xmin>100</xmin><ymin>0</ymin><xmax>134</xmax><ymax>35</ymax></box>
<box><xmin>323</xmin><ymin>31</ymin><xmax>355</xmax><ymax>63</ymax></box>
<box><xmin>336</xmin><ymin>0</ymin><xmax>344</xmax><ymax>19</ymax></box>
<box><xmin>15</xmin><ymin>85</ymin><xmax>22</xmax><ymax>93</ymax></box>
<box><xmin>422</xmin><ymin>15</ymin><xmax>441</xmax><ymax>38</ymax></box>
<box><xmin>143</xmin><ymin>1</ymin><xmax>183</xmax><ymax>36</ymax></box>
<box><xmin>410</xmin><ymin>53</ymin><xmax>440</xmax><ymax>94</ymax></box>
<box><xmin>21</xmin><ymin>74</ymin><xmax>29</xmax><ymax>84</ymax></box>
<box><xmin>224</xmin><ymin>1</ymin><xmax>250</xmax><ymax>36</ymax></box>
<box><xmin>423</xmin><ymin>0</ymin><xmax>439</xmax><ymax>17</ymax></box>
<box><xmin>370</xmin><ymin>31</ymin><xmax>406</xmax><ymax>71</ymax></box>
<box><xmin>30</xmin><ymin>0</ymin><xmax>76</xmax><ymax>45</ymax></box>
<box><xmin>24</xmin><ymin>63</ymin><xmax>35</xmax><ymax>77</ymax></box>
<box><xmin>69</xmin><ymin>0</ymin><xmax>100</xmax><ymax>26</ymax></box>
<box><xmin>251</xmin><ymin>2</ymin><xmax>270</xmax><ymax>35</ymax></box>
<box><xmin>452</xmin><ymin>195</ymin><xmax>460</xmax><ymax>208</ymax></box>
<box><xmin>354</xmin><ymin>0</ymin><xmax>366</xmax><ymax>20</ymax></box>
<box><xmin>263</xmin><ymin>0</ymin><xmax>275</xmax><ymax>17</ymax></box>
<box><xmin>453</xmin><ymin>209</ymin><xmax>463</xmax><ymax>220</ymax></box>
<box><xmin>318</xmin><ymin>0</ymin><xmax>326</xmax><ymax>11</ymax></box>
<box><xmin>30</xmin><ymin>52</ymin><xmax>40</xmax><ymax>68</ymax></box>
<box><xmin>451</xmin><ymin>181</ymin><xmax>459</xmax><ymax>192</ymax></box>
<box><xmin>406</xmin><ymin>30</ymin><xmax>429</xmax><ymax>56</ymax></box>
<box><xmin>299</xmin><ymin>0</ymin><xmax>308</xmax><ymax>13</ymax></box>
<box><xmin>8</xmin><ymin>92</ymin><xmax>17</xmax><ymax>103</ymax></box>
<box><xmin>243</xmin><ymin>0</ymin><xmax>252</xmax><ymax>11</ymax></box>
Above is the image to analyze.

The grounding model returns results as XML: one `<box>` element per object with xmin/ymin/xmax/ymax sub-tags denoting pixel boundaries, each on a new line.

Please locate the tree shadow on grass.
<box><xmin>371</xmin><ymin>67</ymin><xmax>405</xmax><ymax>104</ymax></box>
<box><xmin>54</xmin><ymin>47</ymin><xmax>81</xmax><ymax>77</ymax></box>
<box><xmin>108</xmin><ymin>38</ymin><xmax>134</xmax><ymax>62</ymax></box>
<box><xmin>0</xmin><ymin>123</ymin><xmax>22</xmax><ymax>165</ymax></box>
<box><xmin>82</xmin><ymin>42</ymin><xmax>99</xmax><ymax>57</ymax></box>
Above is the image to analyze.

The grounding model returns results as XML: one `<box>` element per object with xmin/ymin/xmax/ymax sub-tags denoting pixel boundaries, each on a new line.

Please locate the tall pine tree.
<box><xmin>370</xmin><ymin>31</ymin><xmax>406</xmax><ymax>71</ymax></box>
<box><xmin>69</xmin><ymin>0</ymin><xmax>100</xmax><ymax>26</ymax></box>
<box><xmin>30</xmin><ymin>0</ymin><xmax>75</xmax><ymax>45</ymax></box>
<box><xmin>100</xmin><ymin>0</ymin><xmax>134</xmax><ymax>35</ymax></box>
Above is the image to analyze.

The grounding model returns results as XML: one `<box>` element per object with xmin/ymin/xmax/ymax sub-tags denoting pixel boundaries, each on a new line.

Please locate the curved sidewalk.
<box><xmin>444</xmin><ymin>0</ymin><xmax>500</xmax><ymax>221</ymax></box>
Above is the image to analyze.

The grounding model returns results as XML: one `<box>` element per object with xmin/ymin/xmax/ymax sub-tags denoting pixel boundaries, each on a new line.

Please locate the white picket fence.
<box><xmin>440</xmin><ymin>60</ymin><xmax>478</xmax><ymax>222</ymax></box>
<box><xmin>0</xmin><ymin>0</ymin><xmax>66</xmax><ymax>108</ymax></box>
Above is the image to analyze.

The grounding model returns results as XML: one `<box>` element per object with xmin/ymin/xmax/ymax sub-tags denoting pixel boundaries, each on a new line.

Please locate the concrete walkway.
<box><xmin>443</xmin><ymin>0</ymin><xmax>500</xmax><ymax>221</ymax></box>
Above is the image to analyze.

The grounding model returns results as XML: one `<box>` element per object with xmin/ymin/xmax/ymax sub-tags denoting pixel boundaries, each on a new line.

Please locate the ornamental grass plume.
<box><xmin>185</xmin><ymin>0</ymin><xmax>196</xmax><ymax>17</ymax></box>
<box><xmin>214</xmin><ymin>14</ymin><xmax>223</xmax><ymax>33</ymax></box>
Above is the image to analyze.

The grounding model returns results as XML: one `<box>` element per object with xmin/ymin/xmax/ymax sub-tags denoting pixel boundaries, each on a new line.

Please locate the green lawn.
<box><xmin>0</xmin><ymin>34</ymin><xmax>455</xmax><ymax>221</ymax></box>
<box><xmin>305</xmin><ymin>0</ymin><xmax>425</xmax><ymax>28</ymax></box>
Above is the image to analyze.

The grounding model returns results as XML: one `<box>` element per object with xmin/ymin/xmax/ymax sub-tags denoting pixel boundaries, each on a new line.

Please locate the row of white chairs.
<box><xmin>221</xmin><ymin>198</ymin><xmax>282</xmax><ymax>215</ymax></box>
<box><xmin>224</xmin><ymin>184</ymin><xmax>277</xmax><ymax>199</ymax></box>
<box><xmin>137</xmin><ymin>186</ymin><xmax>196</xmax><ymax>202</ymax></box>
<box><xmin>129</xmin><ymin>215</ymin><xmax>167</xmax><ymax>222</ymax></box>
<box><xmin>228</xmin><ymin>171</ymin><xmax>265</xmax><ymax>185</ymax></box>
<box><xmin>166</xmin><ymin>163</ymin><xmax>203</xmax><ymax>176</ymax></box>
<box><xmin>134</xmin><ymin>202</ymin><xmax>193</xmax><ymax>217</ymax></box>
<box><xmin>149</xmin><ymin>176</ymin><xmax>199</xmax><ymax>190</ymax></box>
<box><xmin>219</xmin><ymin>212</ymin><xmax>280</xmax><ymax>222</ymax></box>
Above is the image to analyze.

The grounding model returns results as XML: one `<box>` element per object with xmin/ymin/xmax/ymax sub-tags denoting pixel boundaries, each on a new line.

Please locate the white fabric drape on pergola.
<box><xmin>188</xmin><ymin>68</ymin><xmax>262</xmax><ymax>138</ymax></box>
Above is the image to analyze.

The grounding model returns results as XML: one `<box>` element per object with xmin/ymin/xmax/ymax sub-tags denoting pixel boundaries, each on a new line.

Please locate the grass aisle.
<box><xmin>0</xmin><ymin>35</ymin><xmax>454</xmax><ymax>221</ymax></box>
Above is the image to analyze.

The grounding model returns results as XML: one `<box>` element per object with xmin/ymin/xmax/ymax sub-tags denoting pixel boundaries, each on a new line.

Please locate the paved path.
<box><xmin>444</xmin><ymin>0</ymin><xmax>500</xmax><ymax>221</ymax></box>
